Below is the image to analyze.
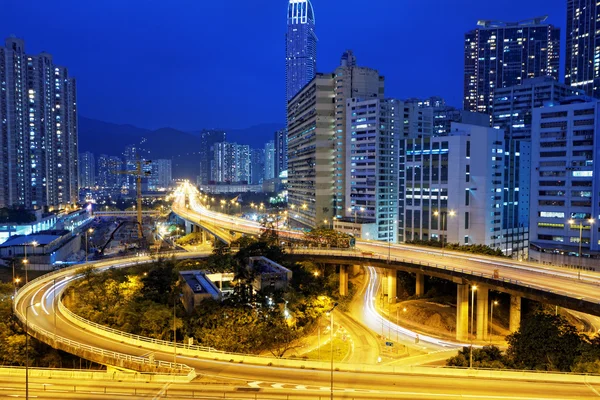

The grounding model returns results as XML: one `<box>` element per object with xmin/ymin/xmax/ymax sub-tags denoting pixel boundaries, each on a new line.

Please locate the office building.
<box><xmin>250</xmin><ymin>148</ymin><xmax>265</xmax><ymax>185</ymax></box>
<box><xmin>274</xmin><ymin>129</ymin><xmax>287</xmax><ymax>177</ymax></box>
<box><xmin>79</xmin><ymin>152</ymin><xmax>95</xmax><ymax>188</ymax></box>
<box><xmin>199</xmin><ymin>130</ymin><xmax>226</xmax><ymax>185</ymax></box>
<box><xmin>565</xmin><ymin>0</ymin><xmax>600</xmax><ymax>97</ymax></box>
<box><xmin>286</xmin><ymin>0</ymin><xmax>317</xmax><ymax>101</ymax></box>
<box><xmin>404</xmin><ymin>123</ymin><xmax>505</xmax><ymax>248</ymax></box>
<box><xmin>464</xmin><ymin>17</ymin><xmax>560</xmax><ymax>115</ymax></box>
<box><xmin>529</xmin><ymin>98</ymin><xmax>600</xmax><ymax>267</ymax></box>
<box><xmin>345</xmin><ymin>98</ymin><xmax>400</xmax><ymax>243</ymax></box>
<box><xmin>493</xmin><ymin>77</ymin><xmax>583</xmax><ymax>233</ymax></box>
<box><xmin>264</xmin><ymin>140</ymin><xmax>276</xmax><ymax>181</ymax></box>
<box><xmin>0</xmin><ymin>37</ymin><xmax>78</xmax><ymax>210</ymax></box>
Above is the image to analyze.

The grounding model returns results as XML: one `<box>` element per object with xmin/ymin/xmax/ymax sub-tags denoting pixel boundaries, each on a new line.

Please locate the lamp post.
<box><xmin>568</xmin><ymin>218</ymin><xmax>595</xmax><ymax>277</ymax></box>
<box><xmin>434</xmin><ymin>210</ymin><xmax>456</xmax><ymax>255</ymax></box>
<box><xmin>470</xmin><ymin>285</ymin><xmax>477</xmax><ymax>369</ymax></box>
<box><xmin>489</xmin><ymin>300</ymin><xmax>498</xmax><ymax>344</ymax></box>
<box><xmin>328</xmin><ymin>302</ymin><xmax>338</xmax><ymax>400</ymax></box>
<box><xmin>26</xmin><ymin>302</ymin><xmax>41</xmax><ymax>400</ymax></box>
<box><xmin>85</xmin><ymin>228</ymin><xmax>94</xmax><ymax>263</ymax></box>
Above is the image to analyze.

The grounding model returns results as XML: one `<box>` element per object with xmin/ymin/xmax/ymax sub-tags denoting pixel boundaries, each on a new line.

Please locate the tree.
<box><xmin>141</xmin><ymin>261</ymin><xmax>177</xmax><ymax>304</ymax></box>
<box><xmin>505</xmin><ymin>312</ymin><xmax>583</xmax><ymax>371</ymax></box>
<box><xmin>446</xmin><ymin>346</ymin><xmax>506</xmax><ymax>369</ymax></box>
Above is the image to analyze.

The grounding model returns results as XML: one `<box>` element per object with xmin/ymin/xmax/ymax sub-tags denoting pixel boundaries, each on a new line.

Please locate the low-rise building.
<box><xmin>248</xmin><ymin>256</ymin><xmax>292</xmax><ymax>292</ymax></box>
<box><xmin>0</xmin><ymin>230</ymin><xmax>81</xmax><ymax>270</ymax></box>
<box><xmin>180</xmin><ymin>270</ymin><xmax>222</xmax><ymax>313</ymax></box>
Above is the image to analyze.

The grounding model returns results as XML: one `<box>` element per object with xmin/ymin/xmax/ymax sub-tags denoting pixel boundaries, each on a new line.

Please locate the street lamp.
<box><xmin>85</xmin><ymin>228</ymin><xmax>94</xmax><ymax>263</ymax></box>
<box><xmin>327</xmin><ymin>302</ymin><xmax>339</xmax><ymax>400</ymax></box>
<box><xmin>470</xmin><ymin>285</ymin><xmax>477</xmax><ymax>369</ymax></box>
<box><xmin>489</xmin><ymin>300</ymin><xmax>498</xmax><ymax>344</ymax></box>
<box><xmin>26</xmin><ymin>302</ymin><xmax>41</xmax><ymax>400</ymax></box>
<box><xmin>568</xmin><ymin>218</ymin><xmax>595</xmax><ymax>276</ymax></box>
<box><xmin>434</xmin><ymin>210</ymin><xmax>456</xmax><ymax>255</ymax></box>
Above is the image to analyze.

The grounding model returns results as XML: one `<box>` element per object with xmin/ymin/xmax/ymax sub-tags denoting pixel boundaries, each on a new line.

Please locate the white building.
<box><xmin>345</xmin><ymin>98</ymin><xmax>400</xmax><ymax>242</ymax></box>
<box><xmin>404</xmin><ymin>123</ymin><xmax>505</xmax><ymax>248</ymax></box>
<box><xmin>529</xmin><ymin>98</ymin><xmax>600</xmax><ymax>267</ymax></box>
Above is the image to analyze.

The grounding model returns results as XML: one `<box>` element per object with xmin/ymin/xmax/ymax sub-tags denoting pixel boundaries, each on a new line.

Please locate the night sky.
<box><xmin>3</xmin><ymin>0</ymin><xmax>565</xmax><ymax>131</ymax></box>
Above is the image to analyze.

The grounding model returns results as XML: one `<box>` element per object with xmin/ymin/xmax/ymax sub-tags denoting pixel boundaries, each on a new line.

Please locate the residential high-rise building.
<box><xmin>96</xmin><ymin>155</ymin><xmax>109</xmax><ymax>188</ymax></box>
<box><xmin>199</xmin><ymin>130</ymin><xmax>226</xmax><ymax>185</ymax></box>
<box><xmin>107</xmin><ymin>156</ymin><xmax>123</xmax><ymax>189</ymax></box>
<box><xmin>345</xmin><ymin>98</ymin><xmax>400</xmax><ymax>243</ymax></box>
<box><xmin>79</xmin><ymin>152</ymin><xmax>95</xmax><ymax>188</ymax></box>
<box><xmin>264</xmin><ymin>141</ymin><xmax>276</xmax><ymax>181</ymax></box>
<box><xmin>332</xmin><ymin>51</ymin><xmax>385</xmax><ymax>217</ymax></box>
<box><xmin>286</xmin><ymin>0</ymin><xmax>317</xmax><ymax>101</ymax></box>
<box><xmin>211</xmin><ymin>142</ymin><xmax>250</xmax><ymax>184</ymax></box>
<box><xmin>288</xmin><ymin>73</ymin><xmax>335</xmax><ymax>228</ymax></box>
<box><xmin>250</xmin><ymin>148</ymin><xmax>265</xmax><ymax>185</ymax></box>
<box><xmin>149</xmin><ymin>159</ymin><xmax>172</xmax><ymax>190</ymax></box>
<box><xmin>274</xmin><ymin>129</ymin><xmax>287</xmax><ymax>177</ymax></box>
<box><xmin>0</xmin><ymin>37</ymin><xmax>78</xmax><ymax>209</ymax></box>
<box><xmin>123</xmin><ymin>145</ymin><xmax>139</xmax><ymax>190</ymax></box>
<box><xmin>565</xmin><ymin>0</ymin><xmax>600</xmax><ymax>97</ymax></box>
<box><xmin>493</xmin><ymin>77</ymin><xmax>583</xmax><ymax>233</ymax></box>
<box><xmin>530</xmin><ymin>98</ymin><xmax>600</xmax><ymax>265</ymax></box>
<box><xmin>404</xmin><ymin>123</ymin><xmax>505</xmax><ymax>248</ymax></box>
<box><xmin>464</xmin><ymin>17</ymin><xmax>560</xmax><ymax>115</ymax></box>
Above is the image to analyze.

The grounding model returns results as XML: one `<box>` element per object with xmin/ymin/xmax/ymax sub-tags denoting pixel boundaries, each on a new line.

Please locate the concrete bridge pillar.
<box><xmin>200</xmin><ymin>229</ymin><xmax>206</xmax><ymax>243</ymax></box>
<box><xmin>339</xmin><ymin>265</ymin><xmax>348</xmax><ymax>297</ymax></box>
<box><xmin>509</xmin><ymin>295</ymin><xmax>522</xmax><ymax>333</ymax></box>
<box><xmin>415</xmin><ymin>273</ymin><xmax>425</xmax><ymax>297</ymax></box>
<box><xmin>184</xmin><ymin>220</ymin><xmax>193</xmax><ymax>235</ymax></box>
<box><xmin>387</xmin><ymin>271</ymin><xmax>397</xmax><ymax>304</ymax></box>
<box><xmin>456</xmin><ymin>284</ymin><xmax>469</xmax><ymax>341</ymax></box>
<box><xmin>476</xmin><ymin>286</ymin><xmax>489</xmax><ymax>341</ymax></box>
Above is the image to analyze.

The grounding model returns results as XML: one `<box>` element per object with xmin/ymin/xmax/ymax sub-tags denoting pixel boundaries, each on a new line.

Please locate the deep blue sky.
<box><xmin>3</xmin><ymin>0</ymin><xmax>565</xmax><ymax>131</ymax></box>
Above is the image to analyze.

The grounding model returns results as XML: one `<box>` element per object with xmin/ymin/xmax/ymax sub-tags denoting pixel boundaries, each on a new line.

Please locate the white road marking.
<box><xmin>586</xmin><ymin>380</ymin><xmax>600</xmax><ymax>397</ymax></box>
<box><xmin>294</xmin><ymin>385</ymin><xmax>307</xmax><ymax>390</ymax></box>
<box><xmin>248</xmin><ymin>381</ymin><xmax>262</xmax><ymax>388</ymax></box>
<box><xmin>271</xmin><ymin>383</ymin><xmax>284</xmax><ymax>389</ymax></box>
<box><xmin>152</xmin><ymin>382</ymin><xmax>170</xmax><ymax>400</ymax></box>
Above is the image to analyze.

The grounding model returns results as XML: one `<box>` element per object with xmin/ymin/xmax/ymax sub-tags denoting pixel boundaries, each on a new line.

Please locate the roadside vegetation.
<box><xmin>63</xmin><ymin>236</ymin><xmax>353</xmax><ymax>357</ymax></box>
<box><xmin>405</xmin><ymin>239</ymin><xmax>505</xmax><ymax>257</ymax></box>
<box><xmin>447</xmin><ymin>310</ymin><xmax>600</xmax><ymax>373</ymax></box>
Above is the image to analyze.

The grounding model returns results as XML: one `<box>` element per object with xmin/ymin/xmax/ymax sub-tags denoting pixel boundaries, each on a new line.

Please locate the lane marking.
<box><xmin>248</xmin><ymin>381</ymin><xmax>262</xmax><ymax>388</ymax></box>
<box><xmin>586</xmin><ymin>380</ymin><xmax>600</xmax><ymax>397</ymax></box>
<box><xmin>152</xmin><ymin>382</ymin><xmax>170</xmax><ymax>400</ymax></box>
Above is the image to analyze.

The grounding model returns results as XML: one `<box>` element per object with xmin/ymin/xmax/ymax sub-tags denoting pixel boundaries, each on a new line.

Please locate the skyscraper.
<box><xmin>565</xmin><ymin>0</ymin><xmax>600</xmax><ymax>97</ymax></box>
<box><xmin>0</xmin><ymin>37</ymin><xmax>78</xmax><ymax>209</ymax></box>
<box><xmin>199</xmin><ymin>130</ymin><xmax>226</xmax><ymax>185</ymax></box>
<box><xmin>79</xmin><ymin>152</ymin><xmax>96</xmax><ymax>189</ymax></box>
<box><xmin>250</xmin><ymin>148</ymin><xmax>265</xmax><ymax>185</ymax></box>
<box><xmin>464</xmin><ymin>17</ymin><xmax>560</xmax><ymax>115</ymax></box>
<box><xmin>264</xmin><ymin>140</ymin><xmax>276</xmax><ymax>181</ymax></box>
<box><xmin>149</xmin><ymin>159</ymin><xmax>172</xmax><ymax>190</ymax></box>
<box><xmin>286</xmin><ymin>0</ymin><xmax>317</xmax><ymax>101</ymax></box>
<box><xmin>274</xmin><ymin>129</ymin><xmax>287</xmax><ymax>177</ymax></box>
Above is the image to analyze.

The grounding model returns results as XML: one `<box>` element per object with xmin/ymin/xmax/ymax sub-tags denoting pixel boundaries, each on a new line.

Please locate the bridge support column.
<box><xmin>387</xmin><ymin>271</ymin><xmax>397</xmax><ymax>304</ymax></box>
<box><xmin>200</xmin><ymin>229</ymin><xmax>206</xmax><ymax>243</ymax></box>
<box><xmin>339</xmin><ymin>265</ymin><xmax>348</xmax><ymax>297</ymax></box>
<box><xmin>476</xmin><ymin>286</ymin><xmax>489</xmax><ymax>341</ymax></box>
<box><xmin>509</xmin><ymin>295</ymin><xmax>521</xmax><ymax>333</ymax></box>
<box><xmin>456</xmin><ymin>284</ymin><xmax>469</xmax><ymax>341</ymax></box>
<box><xmin>184</xmin><ymin>220</ymin><xmax>193</xmax><ymax>235</ymax></box>
<box><xmin>415</xmin><ymin>273</ymin><xmax>425</xmax><ymax>297</ymax></box>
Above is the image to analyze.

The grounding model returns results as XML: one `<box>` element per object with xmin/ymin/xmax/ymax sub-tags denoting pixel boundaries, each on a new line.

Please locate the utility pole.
<box><xmin>114</xmin><ymin>159</ymin><xmax>151</xmax><ymax>238</ymax></box>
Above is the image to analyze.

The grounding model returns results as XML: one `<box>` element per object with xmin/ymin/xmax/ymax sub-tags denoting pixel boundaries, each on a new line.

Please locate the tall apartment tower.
<box><xmin>199</xmin><ymin>130</ymin><xmax>226</xmax><ymax>185</ymax></box>
<box><xmin>286</xmin><ymin>0</ymin><xmax>317</xmax><ymax>101</ymax></box>
<box><xmin>565</xmin><ymin>0</ymin><xmax>600</xmax><ymax>97</ymax></box>
<box><xmin>493</xmin><ymin>77</ymin><xmax>583</xmax><ymax>234</ymax></box>
<box><xmin>250</xmin><ymin>148</ymin><xmax>265</xmax><ymax>185</ymax></box>
<box><xmin>274</xmin><ymin>129</ymin><xmax>287</xmax><ymax>177</ymax></box>
<box><xmin>149</xmin><ymin>159</ymin><xmax>172</xmax><ymax>190</ymax></box>
<box><xmin>264</xmin><ymin>140</ymin><xmax>276</xmax><ymax>181</ymax></box>
<box><xmin>345</xmin><ymin>98</ymin><xmax>400</xmax><ymax>243</ymax></box>
<box><xmin>530</xmin><ymin>98</ymin><xmax>600</xmax><ymax>262</ymax></box>
<box><xmin>332</xmin><ymin>51</ymin><xmax>385</xmax><ymax>217</ymax></box>
<box><xmin>0</xmin><ymin>37</ymin><xmax>78</xmax><ymax>209</ymax></box>
<box><xmin>79</xmin><ymin>152</ymin><xmax>96</xmax><ymax>188</ymax></box>
<box><xmin>464</xmin><ymin>17</ymin><xmax>560</xmax><ymax>115</ymax></box>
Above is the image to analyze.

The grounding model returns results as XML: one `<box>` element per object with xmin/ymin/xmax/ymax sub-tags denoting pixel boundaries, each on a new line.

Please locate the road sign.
<box><xmin>386</xmin><ymin>341</ymin><xmax>394</xmax><ymax>347</ymax></box>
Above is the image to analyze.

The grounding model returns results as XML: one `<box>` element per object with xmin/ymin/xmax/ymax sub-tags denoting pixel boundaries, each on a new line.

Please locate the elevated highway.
<box><xmin>173</xmin><ymin>183</ymin><xmax>600</xmax><ymax>341</ymax></box>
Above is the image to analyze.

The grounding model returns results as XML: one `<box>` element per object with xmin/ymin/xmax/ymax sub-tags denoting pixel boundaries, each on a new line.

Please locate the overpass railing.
<box><xmin>290</xmin><ymin>248</ymin><xmax>600</xmax><ymax>306</ymax></box>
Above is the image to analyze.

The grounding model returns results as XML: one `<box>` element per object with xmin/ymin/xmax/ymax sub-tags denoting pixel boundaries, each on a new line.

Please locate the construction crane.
<box><xmin>113</xmin><ymin>159</ymin><xmax>151</xmax><ymax>238</ymax></box>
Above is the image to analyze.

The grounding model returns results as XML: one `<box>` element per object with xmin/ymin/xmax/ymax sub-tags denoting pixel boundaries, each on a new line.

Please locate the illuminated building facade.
<box><xmin>286</xmin><ymin>0</ymin><xmax>317</xmax><ymax>101</ymax></box>
<box><xmin>464</xmin><ymin>17</ymin><xmax>560</xmax><ymax>115</ymax></box>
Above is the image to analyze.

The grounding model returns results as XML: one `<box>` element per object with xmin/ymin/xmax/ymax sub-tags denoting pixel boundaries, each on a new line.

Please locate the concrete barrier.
<box><xmin>0</xmin><ymin>366</ymin><xmax>195</xmax><ymax>383</ymax></box>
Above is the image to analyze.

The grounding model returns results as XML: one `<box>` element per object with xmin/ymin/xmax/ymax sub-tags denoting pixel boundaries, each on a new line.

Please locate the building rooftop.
<box><xmin>477</xmin><ymin>16</ymin><xmax>549</xmax><ymax>28</ymax></box>
<box><xmin>0</xmin><ymin>230</ymin><xmax>70</xmax><ymax>247</ymax></box>
<box><xmin>180</xmin><ymin>271</ymin><xmax>221</xmax><ymax>298</ymax></box>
